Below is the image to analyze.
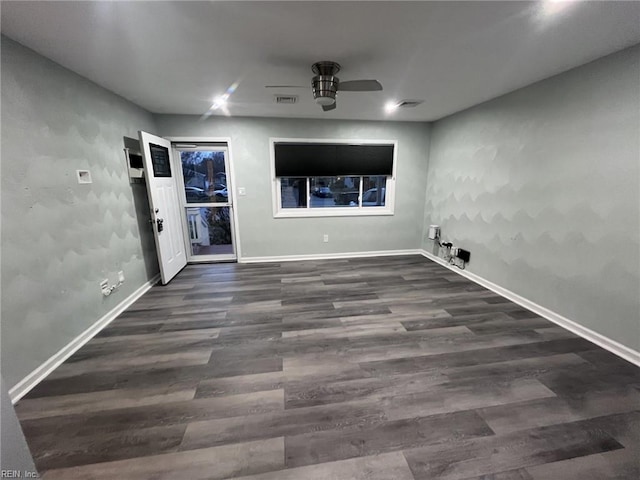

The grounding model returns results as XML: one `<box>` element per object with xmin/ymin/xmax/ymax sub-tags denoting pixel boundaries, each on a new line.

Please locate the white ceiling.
<box><xmin>2</xmin><ymin>1</ymin><xmax>639</xmax><ymax>122</ymax></box>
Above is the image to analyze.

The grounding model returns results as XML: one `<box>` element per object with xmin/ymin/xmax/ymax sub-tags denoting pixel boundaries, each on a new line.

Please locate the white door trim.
<box><xmin>173</xmin><ymin>145</ymin><xmax>236</xmax><ymax>262</ymax></box>
<box><xmin>166</xmin><ymin>137</ymin><xmax>242</xmax><ymax>262</ymax></box>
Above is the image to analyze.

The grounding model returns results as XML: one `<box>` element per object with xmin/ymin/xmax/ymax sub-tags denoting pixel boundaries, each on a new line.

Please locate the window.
<box><xmin>271</xmin><ymin>139</ymin><xmax>396</xmax><ymax>217</ymax></box>
<box><xmin>280</xmin><ymin>177</ymin><xmax>307</xmax><ymax>208</ymax></box>
<box><xmin>311</xmin><ymin>176</ymin><xmax>359</xmax><ymax>208</ymax></box>
<box><xmin>362</xmin><ymin>176</ymin><xmax>386</xmax><ymax>207</ymax></box>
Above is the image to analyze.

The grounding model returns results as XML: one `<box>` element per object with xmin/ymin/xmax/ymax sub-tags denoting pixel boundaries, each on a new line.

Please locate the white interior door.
<box><xmin>139</xmin><ymin>131</ymin><xmax>187</xmax><ymax>284</ymax></box>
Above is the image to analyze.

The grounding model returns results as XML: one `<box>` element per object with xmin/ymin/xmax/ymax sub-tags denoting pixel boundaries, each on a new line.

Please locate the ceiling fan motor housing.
<box><xmin>312</xmin><ymin>75</ymin><xmax>338</xmax><ymax>105</ymax></box>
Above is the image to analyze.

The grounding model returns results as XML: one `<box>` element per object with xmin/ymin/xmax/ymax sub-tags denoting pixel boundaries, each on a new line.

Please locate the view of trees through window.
<box><xmin>186</xmin><ymin>207</ymin><xmax>232</xmax><ymax>255</ymax></box>
<box><xmin>280</xmin><ymin>176</ymin><xmax>387</xmax><ymax>209</ymax></box>
<box><xmin>180</xmin><ymin>151</ymin><xmax>228</xmax><ymax>204</ymax></box>
<box><xmin>180</xmin><ymin>150</ymin><xmax>232</xmax><ymax>255</ymax></box>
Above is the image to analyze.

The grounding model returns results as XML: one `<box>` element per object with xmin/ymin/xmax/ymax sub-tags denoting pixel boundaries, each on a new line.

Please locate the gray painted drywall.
<box><xmin>0</xmin><ymin>376</ymin><xmax>37</xmax><ymax>475</ymax></box>
<box><xmin>423</xmin><ymin>45</ymin><xmax>640</xmax><ymax>351</ymax></box>
<box><xmin>155</xmin><ymin>116</ymin><xmax>430</xmax><ymax>258</ymax></box>
<box><xmin>1</xmin><ymin>37</ymin><xmax>159</xmax><ymax>389</ymax></box>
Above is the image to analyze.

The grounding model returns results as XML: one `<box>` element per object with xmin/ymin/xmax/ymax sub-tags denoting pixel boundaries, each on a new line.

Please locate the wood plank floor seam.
<box><xmin>14</xmin><ymin>255</ymin><xmax>639</xmax><ymax>479</ymax></box>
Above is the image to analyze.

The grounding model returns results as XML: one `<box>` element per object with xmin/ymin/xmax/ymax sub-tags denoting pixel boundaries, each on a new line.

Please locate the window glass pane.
<box><xmin>186</xmin><ymin>207</ymin><xmax>233</xmax><ymax>256</ymax></box>
<box><xmin>312</xmin><ymin>176</ymin><xmax>360</xmax><ymax>208</ymax></box>
<box><xmin>150</xmin><ymin>144</ymin><xmax>172</xmax><ymax>177</ymax></box>
<box><xmin>362</xmin><ymin>176</ymin><xmax>386</xmax><ymax>207</ymax></box>
<box><xmin>281</xmin><ymin>177</ymin><xmax>307</xmax><ymax>208</ymax></box>
<box><xmin>180</xmin><ymin>150</ymin><xmax>228</xmax><ymax>203</ymax></box>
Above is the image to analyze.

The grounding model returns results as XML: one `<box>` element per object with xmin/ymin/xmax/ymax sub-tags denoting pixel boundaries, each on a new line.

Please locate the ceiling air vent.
<box><xmin>275</xmin><ymin>94</ymin><xmax>298</xmax><ymax>104</ymax></box>
<box><xmin>397</xmin><ymin>99</ymin><xmax>424</xmax><ymax>108</ymax></box>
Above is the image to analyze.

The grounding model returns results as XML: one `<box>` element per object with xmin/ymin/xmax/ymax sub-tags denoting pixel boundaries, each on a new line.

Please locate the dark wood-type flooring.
<box><xmin>15</xmin><ymin>255</ymin><xmax>640</xmax><ymax>479</ymax></box>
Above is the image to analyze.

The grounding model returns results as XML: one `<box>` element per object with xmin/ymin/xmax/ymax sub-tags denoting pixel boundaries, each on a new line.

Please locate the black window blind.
<box><xmin>274</xmin><ymin>143</ymin><xmax>394</xmax><ymax>177</ymax></box>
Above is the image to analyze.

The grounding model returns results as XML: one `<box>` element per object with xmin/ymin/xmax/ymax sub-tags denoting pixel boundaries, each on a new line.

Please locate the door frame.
<box><xmin>167</xmin><ymin>137</ymin><xmax>242</xmax><ymax>262</ymax></box>
<box><xmin>173</xmin><ymin>144</ymin><xmax>236</xmax><ymax>262</ymax></box>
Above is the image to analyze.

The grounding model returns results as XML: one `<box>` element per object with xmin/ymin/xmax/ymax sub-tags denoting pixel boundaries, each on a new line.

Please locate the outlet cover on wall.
<box><xmin>323</xmin><ymin>234</ymin><xmax>329</xmax><ymax>243</ymax></box>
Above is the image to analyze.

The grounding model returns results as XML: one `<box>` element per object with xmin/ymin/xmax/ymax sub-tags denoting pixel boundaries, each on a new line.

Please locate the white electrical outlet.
<box><xmin>118</xmin><ymin>271</ymin><xmax>125</xmax><ymax>283</ymax></box>
<box><xmin>238</xmin><ymin>187</ymin><xmax>246</xmax><ymax>196</ymax></box>
<box><xmin>323</xmin><ymin>234</ymin><xmax>329</xmax><ymax>243</ymax></box>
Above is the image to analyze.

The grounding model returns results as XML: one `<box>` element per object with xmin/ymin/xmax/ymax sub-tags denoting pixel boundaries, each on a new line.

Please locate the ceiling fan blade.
<box><xmin>337</xmin><ymin>80</ymin><xmax>383</xmax><ymax>92</ymax></box>
<box><xmin>322</xmin><ymin>103</ymin><xmax>336</xmax><ymax>112</ymax></box>
<box><xmin>264</xmin><ymin>85</ymin><xmax>309</xmax><ymax>89</ymax></box>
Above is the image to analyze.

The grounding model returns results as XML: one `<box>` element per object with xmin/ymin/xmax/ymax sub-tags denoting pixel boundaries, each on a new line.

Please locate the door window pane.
<box><xmin>150</xmin><ymin>144</ymin><xmax>172</xmax><ymax>177</ymax></box>
<box><xmin>180</xmin><ymin>151</ymin><xmax>228</xmax><ymax>203</ymax></box>
<box><xmin>312</xmin><ymin>176</ymin><xmax>360</xmax><ymax>208</ymax></box>
<box><xmin>362</xmin><ymin>176</ymin><xmax>386</xmax><ymax>207</ymax></box>
<box><xmin>186</xmin><ymin>207</ymin><xmax>233</xmax><ymax>256</ymax></box>
<box><xmin>280</xmin><ymin>177</ymin><xmax>307</xmax><ymax>208</ymax></box>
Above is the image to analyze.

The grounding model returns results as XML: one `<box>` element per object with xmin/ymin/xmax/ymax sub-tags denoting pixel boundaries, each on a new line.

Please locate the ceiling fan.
<box><xmin>265</xmin><ymin>61</ymin><xmax>383</xmax><ymax>111</ymax></box>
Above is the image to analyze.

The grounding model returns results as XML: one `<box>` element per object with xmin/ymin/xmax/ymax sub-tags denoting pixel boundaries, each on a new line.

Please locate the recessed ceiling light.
<box><xmin>208</xmin><ymin>82</ymin><xmax>240</xmax><ymax>113</ymax></box>
<box><xmin>384</xmin><ymin>101</ymin><xmax>399</xmax><ymax>114</ymax></box>
<box><xmin>541</xmin><ymin>0</ymin><xmax>579</xmax><ymax>17</ymax></box>
<box><xmin>210</xmin><ymin>94</ymin><xmax>228</xmax><ymax>111</ymax></box>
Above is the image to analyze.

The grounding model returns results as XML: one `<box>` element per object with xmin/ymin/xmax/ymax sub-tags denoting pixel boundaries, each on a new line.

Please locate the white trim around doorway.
<box><xmin>166</xmin><ymin>136</ymin><xmax>242</xmax><ymax>262</ymax></box>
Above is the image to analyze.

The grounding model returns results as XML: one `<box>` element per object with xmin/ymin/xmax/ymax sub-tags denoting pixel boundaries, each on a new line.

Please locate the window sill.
<box><xmin>274</xmin><ymin>208</ymin><xmax>394</xmax><ymax>218</ymax></box>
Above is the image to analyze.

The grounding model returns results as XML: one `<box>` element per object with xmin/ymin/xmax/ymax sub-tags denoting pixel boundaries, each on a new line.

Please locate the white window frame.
<box><xmin>270</xmin><ymin>138</ymin><xmax>397</xmax><ymax>218</ymax></box>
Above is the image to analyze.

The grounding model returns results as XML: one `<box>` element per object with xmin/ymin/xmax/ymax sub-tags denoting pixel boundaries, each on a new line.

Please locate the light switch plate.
<box><xmin>238</xmin><ymin>187</ymin><xmax>246</xmax><ymax>196</ymax></box>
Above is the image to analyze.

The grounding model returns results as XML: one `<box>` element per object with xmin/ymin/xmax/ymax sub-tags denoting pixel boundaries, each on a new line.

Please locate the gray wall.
<box><xmin>1</xmin><ymin>38</ymin><xmax>159</xmax><ymax>389</ymax></box>
<box><xmin>2</xmin><ymin>31</ymin><xmax>637</xmax><ymax>399</ymax></box>
<box><xmin>423</xmin><ymin>45</ymin><xmax>640</xmax><ymax>351</ymax></box>
<box><xmin>1</xmin><ymin>376</ymin><xmax>37</xmax><ymax>475</ymax></box>
<box><xmin>155</xmin><ymin>116</ymin><xmax>430</xmax><ymax>259</ymax></box>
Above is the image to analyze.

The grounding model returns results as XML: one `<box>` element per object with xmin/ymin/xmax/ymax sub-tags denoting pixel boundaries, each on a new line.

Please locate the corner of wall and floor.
<box><xmin>1</xmin><ymin>36</ymin><xmax>161</xmax><ymax>402</ymax></box>
<box><xmin>420</xmin><ymin>44</ymin><xmax>640</xmax><ymax>364</ymax></box>
<box><xmin>2</xmin><ymin>33</ymin><xmax>638</xmax><ymax>414</ymax></box>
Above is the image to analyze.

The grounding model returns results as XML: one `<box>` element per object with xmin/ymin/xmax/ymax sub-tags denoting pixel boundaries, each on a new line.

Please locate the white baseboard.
<box><xmin>9</xmin><ymin>274</ymin><xmax>161</xmax><ymax>404</ymax></box>
<box><xmin>239</xmin><ymin>249</ymin><xmax>422</xmax><ymax>264</ymax></box>
<box><xmin>420</xmin><ymin>250</ymin><xmax>640</xmax><ymax>367</ymax></box>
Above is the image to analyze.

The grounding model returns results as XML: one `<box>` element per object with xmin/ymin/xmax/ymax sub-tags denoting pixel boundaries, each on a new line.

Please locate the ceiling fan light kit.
<box><xmin>312</xmin><ymin>62</ymin><xmax>341</xmax><ymax>108</ymax></box>
<box><xmin>315</xmin><ymin>94</ymin><xmax>336</xmax><ymax>106</ymax></box>
<box><xmin>268</xmin><ymin>60</ymin><xmax>383</xmax><ymax>112</ymax></box>
<box><xmin>313</xmin><ymin>78</ymin><xmax>337</xmax><ymax>105</ymax></box>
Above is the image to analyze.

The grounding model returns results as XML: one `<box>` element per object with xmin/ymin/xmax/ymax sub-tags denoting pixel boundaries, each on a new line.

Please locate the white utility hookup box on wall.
<box><xmin>76</xmin><ymin>170</ymin><xmax>92</xmax><ymax>184</ymax></box>
<box><xmin>124</xmin><ymin>147</ymin><xmax>144</xmax><ymax>182</ymax></box>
